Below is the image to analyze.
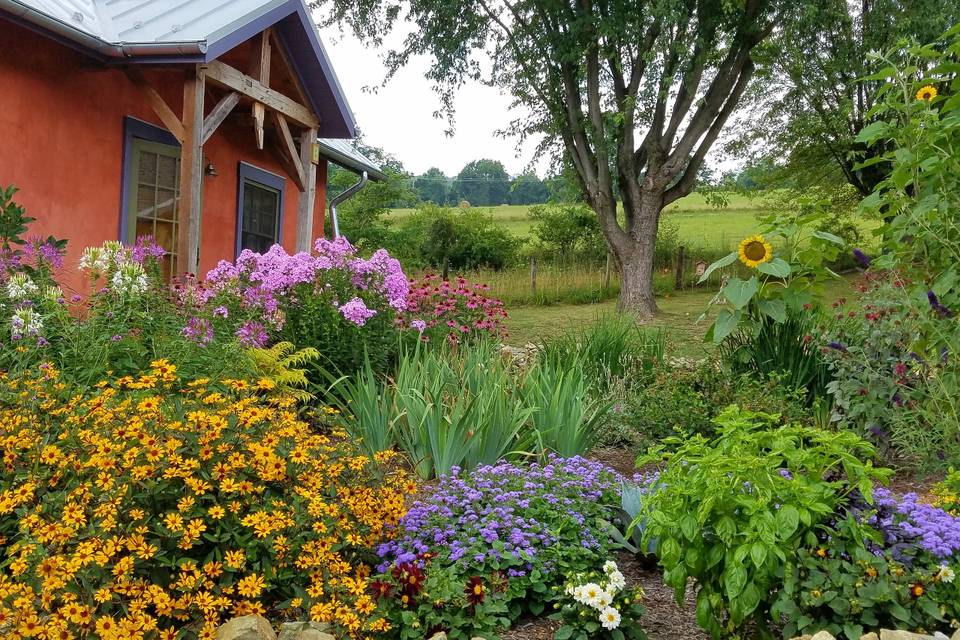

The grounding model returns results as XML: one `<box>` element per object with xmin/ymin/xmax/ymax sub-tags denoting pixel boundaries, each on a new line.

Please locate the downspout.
<box><xmin>329</xmin><ymin>172</ymin><xmax>368</xmax><ymax>238</ymax></box>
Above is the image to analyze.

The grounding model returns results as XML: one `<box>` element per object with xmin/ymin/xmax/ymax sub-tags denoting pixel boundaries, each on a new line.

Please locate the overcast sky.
<box><xmin>315</xmin><ymin>21</ymin><xmax>738</xmax><ymax>180</ymax></box>
<box><xmin>316</xmin><ymin>23</ymin><xmax>552</xmax><ymax>178</ymax></box>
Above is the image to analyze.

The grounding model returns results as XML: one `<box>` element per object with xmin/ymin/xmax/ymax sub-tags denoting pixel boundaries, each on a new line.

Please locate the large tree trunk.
<box><xmin>606</xmin><ymin>193</ymin><xmax>661</xmax><ymax>320</ymax></box>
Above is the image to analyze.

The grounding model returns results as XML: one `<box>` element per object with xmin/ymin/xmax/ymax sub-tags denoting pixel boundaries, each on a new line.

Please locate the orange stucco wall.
<box><xmin>0</xmin><ymin>18</ymin><xmax>327</xmax><ymax>294</ymax></box>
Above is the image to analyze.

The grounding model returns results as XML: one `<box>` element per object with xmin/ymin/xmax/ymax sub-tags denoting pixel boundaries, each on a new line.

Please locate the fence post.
<box><xmin>530</xmin><ymin>256</ymin><xmax>537</xmax><ymax>296</ymax></box>
<box><xmin>603</xmin><ymin>253</ymin><xmax>612</xmax><ymax>291</ymax></box>
<box><xmin>675</xmin><ymin>245</ymin><xmax>686</xmax><ymax>291</ymax></box>
<box><xmin>442</xmin><ymin>256</ymin><xmax>450</xmax><ymax>281</ymax></box>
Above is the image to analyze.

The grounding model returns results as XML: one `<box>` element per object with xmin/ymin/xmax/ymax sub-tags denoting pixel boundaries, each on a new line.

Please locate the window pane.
<box><xmin>138</xmin><ymin>152</ymin><xmax>157</xmax><ymax>186</ymax></box>
<box><xmin>157</xmin><ymin>155</ymin><xmax>178</xmax><ymax>189</ymax></box>
<box><xmin>240</xmin><ymin>180</ymin><xmax>279</xmax><ymax>252</ymax></box>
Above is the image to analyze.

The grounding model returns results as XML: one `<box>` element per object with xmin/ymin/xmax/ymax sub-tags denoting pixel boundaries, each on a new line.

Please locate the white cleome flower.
<box><xmin>110</xmin><ymin>262</ymin><xmax>149</xmax><ymax>296</ymax></box>
<box><xmin>600</xmin><ymin>606</ymin><xmax>621</xmax><ymax>630</ymax></box>
<box><xmin>5</xmin><ymin>273</ymin><xmax>38</xmax><ymax>301</ymax></box>
<box><xmin>11</xmin><ymin>307</ymin><xmax>42</xmax><ymax>338</ymax></box>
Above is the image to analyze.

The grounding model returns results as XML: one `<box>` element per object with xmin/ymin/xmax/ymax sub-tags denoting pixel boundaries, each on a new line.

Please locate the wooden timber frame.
<box><xmin>123</xmin><ymin>27</ymin><xmax>320</xmax><ymax>274</ymax></box>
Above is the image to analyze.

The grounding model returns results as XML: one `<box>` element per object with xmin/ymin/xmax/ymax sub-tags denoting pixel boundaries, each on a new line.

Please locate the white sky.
<box><xmin>315</xmin><ymin>21</ymin><xmax>740</xmax><ymax>180</ymax></box>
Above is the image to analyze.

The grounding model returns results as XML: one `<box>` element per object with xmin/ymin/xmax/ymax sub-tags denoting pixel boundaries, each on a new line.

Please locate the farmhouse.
<box><xmin>0</xmin><ymin>0</ymin><xmax>384</xmax><ymax>288</ymax></box>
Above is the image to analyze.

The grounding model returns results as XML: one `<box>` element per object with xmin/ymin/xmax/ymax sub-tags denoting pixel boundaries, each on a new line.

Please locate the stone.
<box><xmin>811</xmin><ymin>633</ymin><xmax>836</xmax><ymax>640</ymax></box>
<box><xmin>429</xmin><ymin>634</ymin><xmax>448</xmax><ymax>640</ymax></box>
<box><xmin>880</xmin><ymin>631</ymin><xmax>937</xmax><ymax>640</ymax></box>
<box><xmin>860</xmin><ymin>634</ymin><xmax>880</xmax><ymax>640</ymax></box>
<box><xmin>952</xmin><ymin>630</ymin><xmax>960</xmax><ymax>640</ymax></box>
<box><xmin>216</xmin><ymin>615</ymin><xmax>277</xmax><ymax>640</ymax></box>
<box><xmin>277</xmin><ymin>622</ymin><xmax>333</xmax><ymax>640</ymax></box>
<box><xmin>788</xmin><ymin>636</ymin><xmax>812</xmax><ymax>640</ymax></box>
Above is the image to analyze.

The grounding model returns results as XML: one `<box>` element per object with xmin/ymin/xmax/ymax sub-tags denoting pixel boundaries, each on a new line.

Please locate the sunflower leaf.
<box><xmin>756</xmin><ymin>258</ymin><xmax>791</xmax><ymax>278</ymax></box>
<box><xmin>722</xmin><ymin>277</ymin><xmax>758</xmax><ymax>309</ymax></box>
<box><xmin>698</xmin><ymin>251</ymin><xmax>737</xmax><ymax>284</ymax></box>
<box><xmin>712</xmin><ymin>308</ymin><xmax>742</xmax><ymax>343</ymax></box>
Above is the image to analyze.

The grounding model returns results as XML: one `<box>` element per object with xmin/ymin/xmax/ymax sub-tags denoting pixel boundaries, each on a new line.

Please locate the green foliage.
<box><xmin>395</xmin><ymin>205</ymin><xmax>520</xmax><ymax>271</ymax></box>
<box><xmin>528</xmin><ymin>203</ymin><xmax>606</xmax><ymax>264</ymax></box>
<box><xmin>536</xmin><ymin>314</ymin><xmax>664</xmax><ymax>391</ymax></box>
<box><xmin>332</xmin><ymin>167</ymin><xmax>416</xmax><ymax>253</ymax></box>
<box><xmin>329</xmin><ymin>353</ymin><xmax>397</xmax><ymax>457</ymax></box>
<box><xmin>635</xmin><ymin>407</ymin><xmax>891</xmax><ymax>639</ymax></box>
<box><xmin>598</xmin><ymin>363</ymin><xmax>809</xmax><ymax>448</ymax></box>
<box><xmin>700</xmin><ymin>198</ymin><xmax>846</xmax><ymax>344</ymax></box>
<box><xmin>773</xmin><ymin>517</ymin><xmax>960</xmax><ymax>640</ymax></box>
<box><xmin>521</xmin><ymin>356</ymin><xmax>607</xmax><ymax>458</ymax></box>
<box><xmin>552</xmin><ymin>561</ymin><xmax>647</xmax><ymax>640</ymax></box>
<box><xmin>245</xmin><ymin>341</ymin><xmax>319</xmax><ymax>403</ymax></box>
<box><xmin>414</xmin><ymin>166</ymin><xmax>450</xmax><ymax>204</ymax></box>
<box><xmin>452</xmin><ymin>159</ymin><xmax>511</xmax><ymax>207</ymax></box>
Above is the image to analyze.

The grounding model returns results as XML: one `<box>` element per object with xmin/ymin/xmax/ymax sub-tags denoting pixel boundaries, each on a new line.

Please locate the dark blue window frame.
<box><xmin>236</xmin><ymin>162</ymin><xmax>285</xmax><ymax>257</ymax></box>
<box><xmin>118</xmin><ymin>116</ymin><xmax>180</xmax><ymax>243</ymax></box>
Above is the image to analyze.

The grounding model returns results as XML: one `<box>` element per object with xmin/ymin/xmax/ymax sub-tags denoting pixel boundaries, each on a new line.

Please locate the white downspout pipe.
<box><xmin>329</xmin><ymin>171</ymin><xmax>368</xmax><ymax>238</ymax></box>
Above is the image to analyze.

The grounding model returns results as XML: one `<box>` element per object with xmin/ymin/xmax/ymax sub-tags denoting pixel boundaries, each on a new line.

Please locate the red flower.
<box><xmin>392</xmin><ymin>562</ymin><xmax>425</xmax><ymax>598</ymax></box>
<box><xmin>465</xmin><ymin>577</ymin><xmax>485</xmax><ymax>606</ymax></box>
<box><xmin>370</xmin><ymin>580</ymin><xmax>392</xmax><ymax>600</ymax></box>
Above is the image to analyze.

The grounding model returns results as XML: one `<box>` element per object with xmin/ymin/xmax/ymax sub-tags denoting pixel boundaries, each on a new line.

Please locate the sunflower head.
<box><xmin>916</xmin><ymin>85</ymin><xmax>938</xmax><ymax>102</ymax></box>
<box><xmin>738</xmin><ymin>235</ymin><xmax>773</xmax><ymax>268</ymax></box>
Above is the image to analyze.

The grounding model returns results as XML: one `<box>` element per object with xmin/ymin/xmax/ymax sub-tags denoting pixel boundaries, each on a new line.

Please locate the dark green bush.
<box><xmin>598</xmin><ymin>362</ymin><xmax>808</xmax><ymax>447</ymax></box>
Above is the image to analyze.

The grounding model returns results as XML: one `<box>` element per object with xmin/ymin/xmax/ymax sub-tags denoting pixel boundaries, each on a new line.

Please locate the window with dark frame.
<box><xmin>237</xmin><ymin>163</ymin><xmax>284</xmax><ymax>255</ymax></box>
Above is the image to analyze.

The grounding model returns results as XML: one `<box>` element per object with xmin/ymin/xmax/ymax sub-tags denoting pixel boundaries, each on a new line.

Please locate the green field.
<box><xmin>389</xmin><ymin>191</ymin><xmax>767</xmax><ymax>246</ymax></box>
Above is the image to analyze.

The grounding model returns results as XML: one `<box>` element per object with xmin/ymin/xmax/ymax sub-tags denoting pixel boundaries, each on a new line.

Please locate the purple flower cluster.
<box><xmin>377</xmin><ymin>456</ymin><xmax>622</xmax><ymax>578</ymax></box>
<box><xmin>131</xmin><ymin>235</ymin><xmax>166</xmax><ymax>264</ymax></box>
<box><xmin>338</xmin><ymin>297</ymin><xmax>376</xmax><ymax>326</ymax></box>
<box><xmin>235</xmin><ymin>321</ymin><xmax>269</xmax><ymax>348</ymax></box>
<box><xmin>865</xmin><ymin>488</ymin><xmax>960</xmax><ymax>559</ymax></box>
<box><xmin>181</xmin><ymin>316</ymin><xmax>213</xmax><ymax>346</ymax></box>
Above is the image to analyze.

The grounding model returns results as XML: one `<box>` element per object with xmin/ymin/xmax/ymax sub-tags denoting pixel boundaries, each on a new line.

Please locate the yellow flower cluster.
<box><xmin>0</xmin><ymin>361</ymin><xmax>414</xmax><ymax>639</ymax></box>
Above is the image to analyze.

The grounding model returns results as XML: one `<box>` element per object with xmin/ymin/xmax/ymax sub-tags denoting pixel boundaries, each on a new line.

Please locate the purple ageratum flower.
<box><xmin>852</xmin><ymin>248</ymin><xmax>871</xmax><ymax>269</ymax></box>
<box><xmin>236</xmin><ymin>321</ymin><xmax>269</xmax><ymax>348</ymax></box>
<box><xmin>863</xmin><ymin>488</ymin><xmax>960</xmax><ymax>560</ymax></box>
<box><xmin>338</xmin><ymin>297</ymin><xmax>376</xmax><ymax>326</ymax></box>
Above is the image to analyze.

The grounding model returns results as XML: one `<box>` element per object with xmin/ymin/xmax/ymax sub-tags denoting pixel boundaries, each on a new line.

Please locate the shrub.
<box><xmin>554</xmin><ymin>560</ymin><xmax>646</xmax><ymax>640</ymax></box>
<box><xmin>537</xmin><ymin>314</ymin><xmax>664</xmax><ymax>392</ymax></box>
<box><xmin>1</xmin><ymin>235</ymin><xmax>253</xmax><ymax>387</ymax></box>
<box><xmin>205</xmin><ymin>237</ymin><xmax>409</xmax><ymax>376</ymax></box>
<box><xmin>597</xmin><ymin>362</ymin><xmax>808</xmax><ymax>448</ymax></box>
<box><xmin>401</xmin><ymin>274</ymin><xmax>507</xmax><ymax>346</ymax></box>
<box><xmin>393</xmin><ymin>205</ymin><xmax>520</xmax><ymax>271</ymax></box>
<box><xmin>774</xmin><ymin>492</ymin><xmax>960</xmax><ymax>639</ymax></box>
<box><xmin>374</xmin><ymin>457</ymin><xmax>626</xmax><ymax>637</ymax></box>
<box><xmin>0</xmin><ymin>363</ymin><xmax>414</xmax><ymax>638</ymax></box>
<box><xmin>634</xmin><ymin>407</ymin><xmax>891</xmax><ymax>639</ymax></box>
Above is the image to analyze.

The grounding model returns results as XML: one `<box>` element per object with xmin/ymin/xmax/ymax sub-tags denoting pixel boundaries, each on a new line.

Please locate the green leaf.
<box><xmin>811</xmin><ymin>230</ymin><xmax>845</xmax><ymax>245</ymax></box>
<box><xmin>711</xmin><ymin>308</ymin><xmax>741</xmax><ymax>344</ymax></box>
<box><xmin>775</xmin><ymin>505</ymin><xmax>799</xmax><ymax>539</ymax></box>
<box><xmin>679</xmin><ymin>514</ymin><xmax>698</xmax><ymax>541</ymax></box>
<box><xmin>756</xmin><ymin>258</ymin><xmax>791</xmax><ymax>278</ymax></box>
<box><xmin>758</xmin><ymin>299</ymin><xmax>787</xmax><ymax>323</ymax></box>
<box><xmin>855</xmin><ymin>120</ymin><xmax>892</xmax><ymax>144</ymax></box>
<box><xmin>843</xmin><ymin>623</ymin><xmax>863</xmax><ymax>640</ymax></box>
<box><xmin>749</xmin><ymin>542</ymin><xmax>767</xmax><ymax>569</ymax></box>
<box><xmin>723</xmin><ymin>276</ymin><xmax>758</xmax><ymax>309</ymax></box>
<box><xmin>555</xmin><ymin>626</ymin><xmax>574</xmax><ymax>640</ymax></box>
<box><xmin>698</xmin><ymin>251</ymin><xmax>737</xmax><ymax>283</ymax></box>
<box><xmin>724</xmin><ymin>564</ymin><xmax>748</xmax><ymax>600</ymax></box>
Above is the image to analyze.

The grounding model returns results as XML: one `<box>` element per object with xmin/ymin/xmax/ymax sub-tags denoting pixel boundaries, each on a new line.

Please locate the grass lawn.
<box><xmin>504</xmin><ymin>275</ymin><xmax>858</xmax><ymax>358</ymax></box>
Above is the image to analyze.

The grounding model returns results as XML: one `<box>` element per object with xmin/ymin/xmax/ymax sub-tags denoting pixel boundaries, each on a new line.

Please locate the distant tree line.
<box><xmin>413</xmin><ymin>159</ymin><xmax>577</xmax><ymax>207</ymax></box>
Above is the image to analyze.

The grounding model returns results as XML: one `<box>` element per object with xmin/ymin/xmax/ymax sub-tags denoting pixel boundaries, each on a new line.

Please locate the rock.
<box><xmin>216</xmin><ymin>615</ymin><xmax>277</xmax><ymax>640</ymax></box>
<box><xmin>880</xmin><ymin>631</ymin><xmax>938</xmax><ymax>640</ymax></box>
<box><xmin>277</xmin><ymin>622</ymin><xmax>333</xmax><ymax>640</ymax></box>
<box><xmin>788</xmin><ymin>636</ymin><xmax>812</xmax><ymax>640</ymax></box>
<box><xmin>952</xmin><ymin>630</ymin><xmax>960</xmax><ymax>640</ymax></box>
<box><xmin>811</xmin><ymin>633</ymin><xmax>836</xmax><ymax>640</ymax></box>
<box><xmin>861</xmin><ymin>634</ymin><xmax>880</xmax><ymax>640</ymax></box>
<box><xmin>428</xmin><ymin>634</ymin><xmax>448</xmax><ymax>640</ymax></box>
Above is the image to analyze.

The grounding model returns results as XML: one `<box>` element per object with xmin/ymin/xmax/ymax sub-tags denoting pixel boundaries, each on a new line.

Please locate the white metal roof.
<box><xmin>318</xmin><ymin>138</ymin><xmax>386</xmax><ymax>181</ymax></box>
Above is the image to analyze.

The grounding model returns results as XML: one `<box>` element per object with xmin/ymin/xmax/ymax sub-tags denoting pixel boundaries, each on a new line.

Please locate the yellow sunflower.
<box><xmin>737</xmin><ymin>235</ymin><xmax>773</xmax><ymax>268</ymax></box>
<box><xmin>916</xmin><ymin>85</ymin><xmax>938</xmax><ymax>102</ymax></box>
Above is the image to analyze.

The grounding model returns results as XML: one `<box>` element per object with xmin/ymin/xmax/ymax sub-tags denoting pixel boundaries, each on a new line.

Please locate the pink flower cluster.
<box><xmin>402</xmin><ymin>274</ymin><xmax>507</xmax><ymax>344</ymax></box>
<box><xmin>203</xmin><ymin>238</ymin><xmax>408</xmax><ymax>329</ymax></box>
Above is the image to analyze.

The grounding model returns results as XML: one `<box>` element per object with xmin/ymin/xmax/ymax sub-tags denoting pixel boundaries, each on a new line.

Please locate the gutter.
<box><xmin>329</xmin><ymin>172</ymin><xmax>368</xmax><ymax>239</ymax></box>
<box><xmin>319</xmin><ymin>144</ymin><xmax>388</xmax><ymax>182</ymax></box>
<box><xmin>0</xmin><ymin>0</ymin><xmax>207</xmax><ymax>58</ymax></box>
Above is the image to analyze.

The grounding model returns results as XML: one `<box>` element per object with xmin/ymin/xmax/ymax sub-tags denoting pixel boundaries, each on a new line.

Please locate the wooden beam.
<box><xmin>250</xmin><ymin>29</ymin><xmax>272</xmax><ymax>85</ymax></box>
<box><xmin>296</xmin><ymin>128</ymin><xmax>318</xmax><ymax>252</ymax></box>
<box><xmin>125</xmin><ymin>68</ymin><xmax>186</xmax><ymax>143</ymax></box>
<box><xmin>252</xmin><ymin>102</ymin><xmax>265</xmax><ymax>150</ymax></box>
<box><xmin>177</xmin><ymin>65</ymin><xmax>205</xmax><ymax>276</ymax></box>
<box><xmin>270</xmin><ymin>112</ymin><xmax>305</xmax><ymax>191</ymax></box>
<box><xmin>268</xmin><ymin>30</ymin><xmax>311</xmax><ymax>109</ymax></box>
<box><xmin>205</xmin><ymin>60</ymin><xmax>319</xmax><ymax>129</ymax></box>
<box><xmin>200</xmin><ymin>91</ymin><xmax>240</xmax><ymax>145</ymax></box>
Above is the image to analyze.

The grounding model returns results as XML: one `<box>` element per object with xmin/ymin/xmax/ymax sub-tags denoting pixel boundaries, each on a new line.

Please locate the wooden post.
<box><xmin>296</xmin><ymin>128</ymin><xmax>318</xmax><ymax>252</ymax></box>
<box><xmin>530</xmin><ymin>256</ymin><xmax>537</xmax><ymax>296</ymax></box>
<box><xmin>675</xmin><ymin>245</ymin><xmax>686</xmax><ymax>291</ymax></box>
<box><xmin>177</xmin><ymin>65</ymin><xmax>205</xmax><ymax>276</ymax></box>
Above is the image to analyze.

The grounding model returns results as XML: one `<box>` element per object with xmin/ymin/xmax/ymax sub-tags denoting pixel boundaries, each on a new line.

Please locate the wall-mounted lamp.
<box><xmin>204</xmin><ymin>162</ymin><xmax>218</xmax><ymax>177</ymax></box>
